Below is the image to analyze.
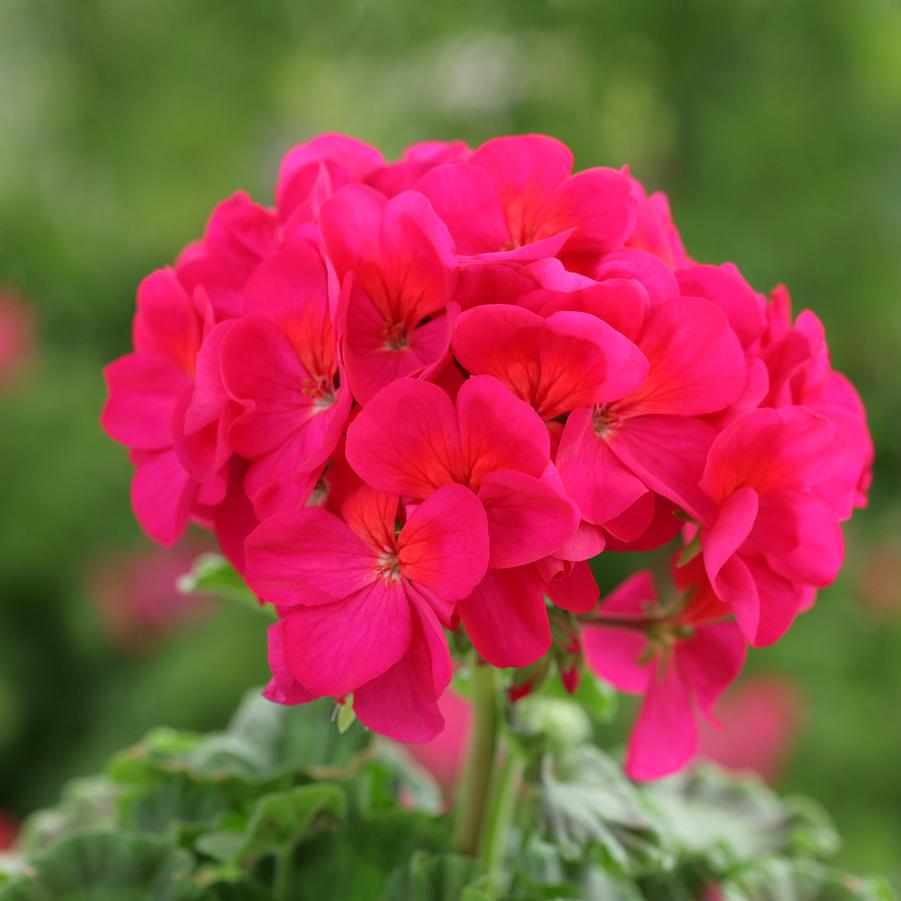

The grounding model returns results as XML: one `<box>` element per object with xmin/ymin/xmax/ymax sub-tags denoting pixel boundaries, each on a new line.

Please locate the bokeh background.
<box><xmin>1</xmin><ymin>0</ymin><xmax>899</xmax><ymax>886</ymax></box>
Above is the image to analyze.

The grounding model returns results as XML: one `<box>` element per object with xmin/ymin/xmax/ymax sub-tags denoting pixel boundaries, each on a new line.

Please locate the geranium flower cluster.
<box><xmin>102</xmin><ymin>133</ymin><xmax>872</xmax><ymax>779</ymax></box>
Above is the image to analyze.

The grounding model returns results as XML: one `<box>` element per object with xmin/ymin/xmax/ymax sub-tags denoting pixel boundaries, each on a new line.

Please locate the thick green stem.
<box><xmin>479</xmin><ymin>742</ymin><xmax>524</xmax><ymax>895</ymax></box>
<box><xmin>453</xmin><ymin>660</ymin><xmax>499</xmax><ymax>856</ymax></box>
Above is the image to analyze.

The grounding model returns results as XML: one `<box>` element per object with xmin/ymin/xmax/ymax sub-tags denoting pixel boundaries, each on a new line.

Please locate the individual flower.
<box><xmin>583</xmin><ymin>571</ymin><xmax>745</xmax><ymax>780</ymax></box>
<box><xmin>416</xmin><ymin>134</ymin><xmax>636</xmax><ymax>263</ymax></box>
<box><xmin>219</xmin><ymin>242</ymin><xmax>351</xmax><ymax>516</ymax></box>
<box><xmin>320</xmin><ymin>186</ymin><xmax>459</xmax><ymax>403</ymax></box>
<box><xmin>245</xmin><ymin>483</ymin><xmax>489</xmax><ymax>741</ymax></box>
<box><xmin>0</xmin><ymin>288</ymin><xmax>35</xmax><ymax>391</ymax></box>
<box><xmin>102</xmin><ymin>270</ymin><xmax>228</xmax><ymax>545</ymax></box>
<box><xmin>697</xmin><ymin>406</ymin><xmax>847</xmax><ymax>646</ymax></box>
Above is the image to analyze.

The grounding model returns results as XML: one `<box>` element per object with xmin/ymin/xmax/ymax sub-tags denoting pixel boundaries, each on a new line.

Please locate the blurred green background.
<box><xmin>1</xmin><ymin>0</ymin><xmax>899</xmax><ymax>886</ymax></box>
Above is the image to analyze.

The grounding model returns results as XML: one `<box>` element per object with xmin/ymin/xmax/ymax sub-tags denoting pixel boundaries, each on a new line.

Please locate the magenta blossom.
<box><xmin>584</xmin><ymin>571</ymin><xmax>745</xmax><ymax>780</ymax></box>
<box><xmin>245</xmin><ymin>483</ymin><xmax>488</xmax><ymax>741</ymax></box>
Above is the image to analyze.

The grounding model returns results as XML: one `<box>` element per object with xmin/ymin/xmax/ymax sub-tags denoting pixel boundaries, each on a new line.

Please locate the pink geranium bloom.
<box><xmin>417</xmin><ymin>134</ymin><xmax>636</xmax><ymax>263</ymax></box>
<box><xmin>0</xmin><ymin>289</ymin><xmax>35</xmax><ymax>391</ymax></box>
<box><xmin>102</xmin><ymin>270</ymin><xmax>227</xmax><ymax>545</ymax></box>
<box><xmin>219</xmin><ymin>243</ymin><xmax>351</xmax><ymax>517</ymax></box>
<box><xmin>245</xmin><ymin>483</ymin><xmax>489</xmax><ymax>741</ymax></box>
<box><xmin>89</xmin><ymin>541</ymin><xmax>213</xmax><ymax>652</ymax></box>
<box><xmin>555</xmin><ymin>295</ymin><xmax>745</xmax><ymax>540</ymax></box>
<box><xmin>699</xmin><ymin>406</ymin><xmax>847</xmax><ymax>646</ymax></box>
<box><xmin>177</xmin><ymin>192</ymin><xmax>279</xmax><ymax>321</ymax></box>
<box><xmin>583</xmin><ymin>571</ymin><xmax>746</xmax><ymax>780</ymax></box>
<box><xmin>321</xmin><ymin>185</ymin><xmax>459</xmax><ymax>404</ymax></box>
<box><xmin>404</xmin><ymin>687</ymin><xmax>472</xmax><ymax>800</ymax></box>
<box><xmin>0</xmin><ymin>811</ymin><xmax>17</xmax><ymax>851</ymax></box>
<box><xmin>346</xmin><ymin>376</ymin><xmax>579</xmax><ymax>666</ymax></box>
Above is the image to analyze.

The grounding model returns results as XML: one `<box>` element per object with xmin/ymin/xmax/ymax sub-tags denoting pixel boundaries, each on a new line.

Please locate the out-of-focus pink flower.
<box><xmin>89</xmin><ymin>541</ymin><xmax>213</xmax><ymax>652</ymax></box>
<box><xmin>856</xmin><ymin>539</ymin><xmax>901</xmax><ymax>621</ymax></box>
<box><xmin>404</xmin><ymin>688</ymin><xmax>472</xmax><ymax>799</ymax></box>
<box><xmin>0</xmin><ymin>812</ymin><xmax>17</xmax><ymax>851</ymax></box>
<box><xmin>0</xmin><ymin>289</ymin><xmax>35</xmax><ymax>391</ymax></box>
<box><xmin>696</xmin><ymin>675</ymin><xmax>805</xmax><ymax>784</ymax></box>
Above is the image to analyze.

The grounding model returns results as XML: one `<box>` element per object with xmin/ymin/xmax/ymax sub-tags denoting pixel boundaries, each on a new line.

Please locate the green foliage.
<box><xmin>2</xmin><ymin>692</ymin><xmax>891</xmax><ymax>901</ymax></box>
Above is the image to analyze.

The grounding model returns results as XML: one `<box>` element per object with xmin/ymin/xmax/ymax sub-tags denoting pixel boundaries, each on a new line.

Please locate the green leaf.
<box><xmin>177</xmin><ymin>553</ymin><xmax>272</xmax><ymax>619</ymax></box>
<box><xmin>19</xmin><ymin>777</ymin><xmax>120</xmax><ymax>854</ymax></box>
<box><xmin>381</xmin><ymin>851</ymin><xmax>487</xmax><ymax>901</ymax></box>
<box><xmin>719</xmin><ymin>857</ymin><xmax>898</xmax><ymax>901</ymax></box>
<box><xmin>537</xmin><ymin>746</ymin><xmax>668</xmax><ymax>873</ymax></box>
<box><xmin>642</xmin><ymin>763</ymin><xmax>837</xmax><ymax>871</ymax></box>
<box><xmin>232</xmin><ymin>784</ymin><xmax>345</xmax><ymax>865</ymax></box>
<box><xmin>336</xmin><ymin>702</ymin><xmax>356</xmax><ymax>734</ymax></box>
<box><xmin>0</xmin><ymin>831</ymin><xmax>201</xmax><ymax>901</ymax></box>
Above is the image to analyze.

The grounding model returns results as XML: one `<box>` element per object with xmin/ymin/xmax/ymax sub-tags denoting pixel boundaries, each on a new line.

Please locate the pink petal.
<box><xmin>607</xmin><ymin>414</ymin><xmax>717</xmax><ymax>522</ymax></box>
<box><xmin>130</xmin><ymin>448</ymin><xmax>196</xmax><ymax>547</ymax></box>
<box><xmin>342</xmin><ymin>285</ymin><xmax>452</xmax><ymax>404</ymax></box>
<box><xmin>277</xmin><ymin>134</ymin><xmax>384</xmax><ymax>221</ymax></box>
<box><xmin>676</xmin><ymin>622</ymin><xmax>746</xmax><ymax>718</ymax></box>
<box><xmin>244</xmin><ymin>508</ymin><xmax>379</xmax><ymax>606</ymax></box>
<box><xmin>354</xmin><ymin>601</ymin><xmax>452</xmax><ymax>743</ymax></box>
<box><xmin>545</xmin><ymin>560</ymin><xmax>599</xmax><ymax>613</ymax></box>
<box><xmin>623</xmin><ymin>297</ymin><xmax>746</xmax><ymax>417</ymax></box>
<box><xmin>477</xmin><ymin>469</ymin><xmax>579</xmax><ymax>568</ymax></box>
<box><xmin>223</xmin><ymin>316</ymin><xmax>347</xmax><ymax>469</ymax></box>
<box><xmin>459</xmin><ymin>567</ymin><xmax>551</xmax><ymax>667</ymax></box>
<box><xmin>556</xmin><ymin>407</ymin><xmax>649</xmax><ymax>524</ymax></box>
<box><xmin>626</xmin><ymin>662</ymin><xmax>697</xmax><ymax>780</ymax></box>
<box><xmin>677</xmin><ymin>263</ymin><xmax>766</xmax><ymax>349</ymax></box>
<box><xmin>537</xmin><ymin>277</ymin><xmax>648</xmax><ymax>342</ymax></box>
<box><xmin>701</xmin><ymin>407</ymin><xmax>845</xmax><ymax>502</ymax></box>
<box><xmin>452</xmin><ymin>305</ymin><xmax>647</xmax><ymax>418</ymax></box>
<box><xmin>416</xmin><ymin>163</ymin><xmax>511</xmax><ymax>254</ymax></box>
<box><xmin>553</xmin><ymin>166</ymin><xmax>637</xmax><ymax>256</ymax></box>
<box><xmin>701</xmin><ymin>486</ymin><xmax>760</xmax><ymax>583</ymax></box>
<box><xmin>319</xmin><ymin>183</ymin><xmax>387</xmax><ymax>276</ymax></box>
<box><xmin>584</xmin><ymin>626</ymin><xmax>650</xmax><ymax>696</ymax></box>
<box><xmin>749</xmin><ymin>492</ymin><xmax>844</xmax><ymax>588</ymax></box>
<box><xmin>399</xmin><ymin>483</ymin><xmax>489</xmax><ymax>603</ymax></box>
<box><xmin>264</xmin><ymin>619</ymin><xmax>318</xmax><ymax>705</ymax></box>
<box><xmin>133</xmin><ymin>269</ymin><xmax>200</xmax><ymax>374</ymax></box>
<box><xmin>102</xmin><ymin>355</ymin><xmax>187</xmax><ymax>449</ymax></box>
<box><xmin>377</xmin><ymin>189</ymin><xmax>458</xmax><ymax>322</ymax></box>
<box><xmin>743</xmin><ymin>557</ymin><xmax>806</xmax><ymax>647</ymax></box>
<box><xmin>244</xmin><ymin>245</ymin><xmax>335</xmax><ymax>377</ymax></box>
<box><xmin>593</xmin><ymin>248</ymin><xmax>679</xmax><ymax>307</ymax></box>
<box><xmin>280</xmin><ymin>579</ymin><xmax>413</xmax><ymax>697</ymax></box>
<box><xmin>455</xmin><ymin>375</ymin><xmax>552</xmax><ymax>485</ymax></box>
<box><xmin>345</xmin><ymin>378</ymin><xmax>459</xmax><ymax>497</ymax></box>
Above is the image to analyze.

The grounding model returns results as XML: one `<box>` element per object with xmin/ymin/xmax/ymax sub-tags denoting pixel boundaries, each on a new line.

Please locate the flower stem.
<box><xmin>479</xmin><ymin>742</ymin><xmax>524</xmax><ymax>895</ymax></box>
<box><xmin>453</xmin><ymin>659</ymin><xmax>499</xmax><ymax>857</ymax></box>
